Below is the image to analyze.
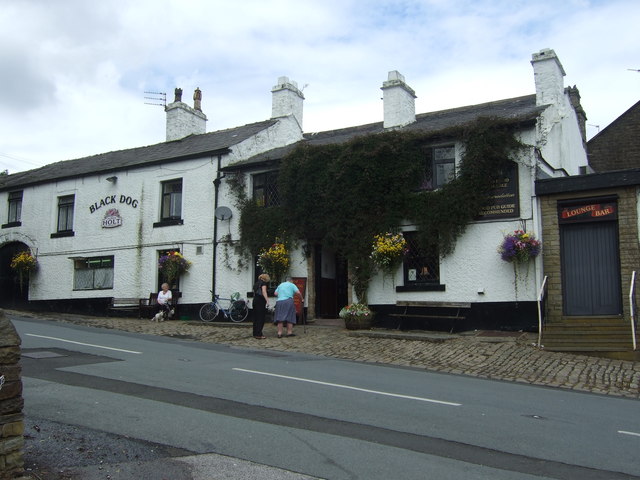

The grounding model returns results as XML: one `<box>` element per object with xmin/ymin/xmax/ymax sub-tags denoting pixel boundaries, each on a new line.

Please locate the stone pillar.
<box><xmin>0</xmin><ymin>310</ymin><xmax>24</xmax><ymax>479</ymax></box>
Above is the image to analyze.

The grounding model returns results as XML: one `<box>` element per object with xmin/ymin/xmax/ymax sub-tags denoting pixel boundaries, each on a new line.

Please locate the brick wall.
<box><xmin>0</xmin><ymin>311</ymin><xmax>24</xmax><ymax>479</ymax></box>
<box><xmin>540</xmin><ymin>186</ymin><xmax>640</xmax><ymax>322</ymax></box>
<box><xmin>588</xmin><ymin>101</ymin><xmax>640</xmax><ymax>172</ymax></box>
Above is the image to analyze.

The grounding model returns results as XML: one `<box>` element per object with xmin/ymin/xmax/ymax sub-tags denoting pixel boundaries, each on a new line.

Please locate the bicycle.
<box><xmin>199</xmin><ymin>291</ymin><xmax>249</xmax><ymax>323</ymax></box>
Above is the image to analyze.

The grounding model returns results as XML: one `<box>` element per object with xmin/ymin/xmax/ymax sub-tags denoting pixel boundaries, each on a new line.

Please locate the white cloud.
<box><xmin>1</xmin><ymin>0</ymin><xmax>639</xmax><ymax>173</ymax></box>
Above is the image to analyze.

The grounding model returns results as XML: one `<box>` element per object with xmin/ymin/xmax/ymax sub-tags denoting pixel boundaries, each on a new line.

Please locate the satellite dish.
<box><xmin>214</xmin><ymin>206</ymin><xmax>233</xmax><ymax>220</ymax></box>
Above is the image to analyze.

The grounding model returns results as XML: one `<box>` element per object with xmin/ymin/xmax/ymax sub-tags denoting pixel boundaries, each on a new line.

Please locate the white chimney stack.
<box><xmin>531</xmin><ymin>48</ymin><xmax>566</xmax><ymax>107</ymax></box>
<box><xmin>381</xmin><ymin>71</ymin><xmax>416</xmax><ymax>129</ymax></box>
<box><xmin>271</xmin><ymin>76</ymin><xmax>304</xmax><ymax>129</ymax></box>
<box><xmin>165</xmin><ymin>87</ymin><xmax>207</xmax><ymax>141</ymax></box>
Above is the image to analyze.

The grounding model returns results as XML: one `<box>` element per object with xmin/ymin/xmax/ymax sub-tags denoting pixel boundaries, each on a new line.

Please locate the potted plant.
<box><xmin>498</xmin><ymin>229</ymin><xmax>541</xmax><ymax>264</ymax></box>
<box><xmin>498</xmin><ymin>229</ymin><xmax>541</xmax><ymax>300</ymax></box>
<box><xmin>257</xmin><ymin>242</ymin><xmax>290</xmax><ymax>284</ymax></box>
<box><xmin>158</xmin><ymin>250</ymin><xmax>191</xmax><ymax>288</ymax></box>
<box><xmin>339</xmin><ymin>303</ymin><xmax>374</xmax><ymax>330</ymax></box>
<box><xmin>10</xmin><ymin>250</ymin><xmax>37</xmax><ymax>291</ymax></box>
<box><xmin>371</xmin><ymin>232</ymin><xmax>408</xmax><ymax>281</ymax></box>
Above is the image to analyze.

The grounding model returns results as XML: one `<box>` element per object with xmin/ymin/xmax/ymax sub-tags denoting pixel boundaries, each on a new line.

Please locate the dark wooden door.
<box><xmin>561</xmin><ymin>221</ymin><xmax>622</xmax><ymax>315</ymax></box>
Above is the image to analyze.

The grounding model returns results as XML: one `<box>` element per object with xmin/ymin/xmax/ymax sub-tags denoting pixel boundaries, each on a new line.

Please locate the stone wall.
<box><xmin>0</xmin><ymin>310</ymin><xmax>24</xmax><ymax>479</ymax></box>
<box><xmin>540</xmin><ymin>186</ymin><xmax>640</xmax><ymax>322</ymax></box>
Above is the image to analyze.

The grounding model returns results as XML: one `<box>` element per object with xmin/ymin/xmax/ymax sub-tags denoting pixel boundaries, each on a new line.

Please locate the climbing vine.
<box><xmin>235</xmin><ymin>117</ymin><xmax>525</xmax><ymax>302</ymax></box>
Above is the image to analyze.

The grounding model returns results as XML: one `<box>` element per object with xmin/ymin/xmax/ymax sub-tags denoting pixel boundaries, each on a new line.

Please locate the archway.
<box><xmin>0</xmin><ymin>241</ymin><xmax>31</xmax><ymax>307</ymax></box>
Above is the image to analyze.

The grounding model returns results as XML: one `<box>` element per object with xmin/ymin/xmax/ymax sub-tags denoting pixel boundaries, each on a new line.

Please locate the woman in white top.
<box><xmin>156</xmin><ymin>283</ymin><xmax>172</xmax><ymax>314</ymax></box>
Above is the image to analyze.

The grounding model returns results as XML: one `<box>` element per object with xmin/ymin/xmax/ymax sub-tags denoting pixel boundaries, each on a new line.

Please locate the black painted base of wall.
<box><xmin>15</xmin><ymin>299</ymin><xmax>252</xmax><ymax>324</ymax></box>
<box><xmin>371</xmin><ymin>301</ymin><xmax>538</xmax><ymax>333</ymax></box>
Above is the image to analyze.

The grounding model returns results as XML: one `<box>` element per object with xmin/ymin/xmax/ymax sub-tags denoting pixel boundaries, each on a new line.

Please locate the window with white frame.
<box><xmin>160</xmin><ymin>179</ymin><xmax>182</xmax><ymax>220</ymax></box>
<box><xmin>402</xmin><ymin>231</ymin><xmax>440</xmax><ymax>284</ymax></box>
<box><xmin>253</xmin><ymin>171</ymin><xmax>280</xmax><ymax>207</ymax></box>
<box><xmin>73</xmin><ymin>256</ymin><xmax>114</xmax><ymax>290</ymax></box>
<box><xmin>57</xmin><ymin>194</ymin><xmax>75</xmax><ymax>232</ymax></box>
<box><xmin>422</xmin><ymin>146</ymin><xmax>456</xmax><ymax>191</ymax></box>
<box><xmin>7</xmin><ymin>190</ymin><xmax>22</xmax><ymax>225</ymax></box>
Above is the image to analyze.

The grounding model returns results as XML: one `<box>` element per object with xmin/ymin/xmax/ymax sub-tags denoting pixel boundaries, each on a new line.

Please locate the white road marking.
<box><xmin>618</xmin><ymin>430</ymin><xmax>640</xmax><ymax>438</ymax></box>
<box><xmin>233</xmin><ymin>368</ymin><xmax>461</xmax><ymax>406</ymax></box>
<box><xmin>25</xmin><ymin>334</ymin><xmax>142</xmax><ymax>354</ymax></box>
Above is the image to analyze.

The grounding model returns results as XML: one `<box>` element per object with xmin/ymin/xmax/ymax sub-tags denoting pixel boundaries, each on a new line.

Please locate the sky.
<box><xmin>1</xmin><ymin>0</ymin><xmax>638</xmax><ymax>174</ymax></box>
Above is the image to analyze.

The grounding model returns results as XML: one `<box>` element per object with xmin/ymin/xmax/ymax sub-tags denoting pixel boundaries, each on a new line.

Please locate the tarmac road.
<box><xmin>7</xmin><ymin>309</ymin><xmax>640</xmax><ymax>479</ymax></box>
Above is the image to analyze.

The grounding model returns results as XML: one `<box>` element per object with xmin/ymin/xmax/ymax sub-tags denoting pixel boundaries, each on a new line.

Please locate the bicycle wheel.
<box><xmin>229</xmin><ymin>300</ymin><xmax>249</xmax><ymax>322</ymax></box>
<box><xmin>199</xmin><ymin>302</ymin><xmax>219</xmax><ymax>322</ymax></box>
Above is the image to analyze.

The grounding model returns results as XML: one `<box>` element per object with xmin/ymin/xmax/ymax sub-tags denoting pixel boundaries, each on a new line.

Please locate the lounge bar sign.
<box><xmin>476</xmin><ymin>162</ymin><xmax>519</xmax><ymax>220</ymax></box>
<box><xmin>558</xmin><ymin>202</ymin><xmax>617</xmax><ymax>224</ymax></box>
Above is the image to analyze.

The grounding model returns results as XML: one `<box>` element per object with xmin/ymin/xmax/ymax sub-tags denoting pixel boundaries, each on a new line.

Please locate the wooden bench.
<box><xmin>389</xmin><ymin>301</ymin><xmax>471</xmax><ymax>333</ymax></box>
<box><xmin>109</xmin><ymin>297</ymin><xmax>145</xmax><ymax>317</ymax></box>
<box><xmin>138</xmin><ymin>293</ymin><xmax>158</xmax><ymax>319</ymax></box>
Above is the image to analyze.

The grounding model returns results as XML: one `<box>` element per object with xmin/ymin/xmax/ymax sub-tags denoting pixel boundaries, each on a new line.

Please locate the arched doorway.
<box><xmin>0</xmin><ymin>241</ymin><xmax>32</xmax><ymax>307</ymax></box>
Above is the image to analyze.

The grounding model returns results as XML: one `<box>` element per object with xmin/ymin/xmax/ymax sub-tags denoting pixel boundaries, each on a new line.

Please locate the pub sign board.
<box><xmin>476</xmin><ymin>162</ymin><xmax>519</xmax><ymax>220</ymax></box>
<box><xmin>558</xmin><ymin>200</ymin><xmax>617</xmax><ymax>224</ymax></box>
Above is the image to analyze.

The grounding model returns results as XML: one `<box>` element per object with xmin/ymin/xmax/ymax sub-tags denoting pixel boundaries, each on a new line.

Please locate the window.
<box><xmin>161</xmin><ymin>179</ymin><xmax>182</xmax><ymax>220</ymax></box>
<box><xmin>3</xmin><ymin>190</ymin><xmax>22</xmax><ymax>227</ymax></box>
<box><xmin>423</xmin><ymin>146</ymin><xmax>455</xmax><ymax>190</ymax></box>
<box><xmin>57</xmin><ymin>195</ymin><xmax>75</xmax><ymax>232</ymax></box>
<box><xmin>253</xmin><ymin>172</ymin><xmax>280</xmax><ymax>207</ymax></box>
<box><xmin>402</xmin><ymin>231</ymin><xmax>440</xmax><ymax>285</ymax></box>
<box><xmin>74</xmin><ymin>256</ymin><xmax>114</xmax><ymax>290</ymax></box>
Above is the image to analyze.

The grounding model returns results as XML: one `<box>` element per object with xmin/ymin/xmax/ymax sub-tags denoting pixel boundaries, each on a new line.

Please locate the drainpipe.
<box><xmin>212</xmin><ymin>155</ymin><xmax>224</xmax><ymax>295</ymax></box>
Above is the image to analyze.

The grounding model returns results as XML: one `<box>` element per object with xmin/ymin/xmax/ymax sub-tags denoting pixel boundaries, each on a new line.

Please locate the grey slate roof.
<box><xmin>0</xmin><ymin>93</ymin><xmax>546</xmax><ymax>189</ymax></box>
<box><xmin>0</xmin><ymin>119</ymin><xmax>278</xmax><ymax>191</ymax></box>
<box><xmin>536</xmin><ymin>167</ymin><xmax>640</xmax><ymax>195</ymax></box>
<box><xmin>223</xmin><ymin>94</ymin><xmax>545</xmax><ymax>171</ymax></box>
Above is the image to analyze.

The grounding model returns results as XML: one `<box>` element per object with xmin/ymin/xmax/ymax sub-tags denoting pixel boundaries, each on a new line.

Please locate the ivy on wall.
<box><xmin>235</xmin><ymin>117</ymin><xmax>525</xmax><ymax>302</ymax></box>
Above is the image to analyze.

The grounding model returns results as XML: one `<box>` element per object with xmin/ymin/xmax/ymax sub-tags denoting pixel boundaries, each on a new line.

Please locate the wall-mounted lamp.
<box><xmin>106</xmin><ymin>176</ymin><xmax>118</xmax><ymax>183</ymax></box>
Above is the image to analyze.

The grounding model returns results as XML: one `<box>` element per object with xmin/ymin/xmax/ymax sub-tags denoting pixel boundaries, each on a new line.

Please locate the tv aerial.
<box><xmin>144</xmin><ymin>91</ymin><xmax>167</xmax><ymax>107</ymax></box>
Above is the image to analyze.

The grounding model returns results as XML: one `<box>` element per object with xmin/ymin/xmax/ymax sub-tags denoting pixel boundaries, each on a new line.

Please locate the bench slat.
<box><xmin>396</xmin><ymin>301</ymin><xmax>470</xmax><ymax>308</ymax></box>
<box><xmin>388</xmin><ymin>314</ymin><xmax>466</xmax><ymax>320</ymax></box>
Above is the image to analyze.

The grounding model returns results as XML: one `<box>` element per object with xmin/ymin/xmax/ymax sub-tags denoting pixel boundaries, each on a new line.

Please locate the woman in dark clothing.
<box><xmin>252</xmin><ymin>273</ymin><xmax>270</xmax><ymax>339</ymax></box>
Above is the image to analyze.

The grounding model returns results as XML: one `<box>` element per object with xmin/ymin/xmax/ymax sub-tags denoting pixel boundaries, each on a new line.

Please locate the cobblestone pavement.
<box><xmin>10</xmin><ymin>310</ymin><xmax>640</xmax><ymax>399</ymax></box>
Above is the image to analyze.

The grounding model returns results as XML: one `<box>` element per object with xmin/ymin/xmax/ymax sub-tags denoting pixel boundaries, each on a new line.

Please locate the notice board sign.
<box><xmin>476</xmin><ymin>162</ymin><xmax>519</xmax><ymax>220</ymax></box>
<box><xmin>558</xmin><ymin>201</ymin><xmax>617</xmax><ymax>224</ymax></box>
<box><xmin>291</xmin><ymin>277</ymin><xmax>307</xmax><ymax>315</ymax></box>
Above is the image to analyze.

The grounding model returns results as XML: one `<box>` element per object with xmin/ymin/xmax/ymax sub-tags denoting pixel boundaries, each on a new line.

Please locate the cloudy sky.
<box><xmin>1</xmin><ymin>0</ymin><xmax>638</xmax><ymax>174</ymax></box>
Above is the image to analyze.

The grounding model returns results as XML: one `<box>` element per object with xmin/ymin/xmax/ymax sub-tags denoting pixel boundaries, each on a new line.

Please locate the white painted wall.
<box><xmin>0</xmin><ymin>158</ymin><xmax>221</xmax><ymax>304</ymax></box>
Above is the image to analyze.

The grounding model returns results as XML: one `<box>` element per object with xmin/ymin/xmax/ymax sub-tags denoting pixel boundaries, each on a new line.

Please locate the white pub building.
<box><xmin>0</xmin><ymin>49</ymin><xmax>589</xmax><ymax>332</ymax></box>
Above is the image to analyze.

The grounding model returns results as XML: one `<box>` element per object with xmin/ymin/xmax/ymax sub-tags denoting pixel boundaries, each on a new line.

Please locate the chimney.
<box><xmin>531</xmin><ymin>49</ymin><xmax>566</xmax><ymax>107</ymax></box>
<box><xmin>381</xmin><ymin>71</ymin><xmax>416</xmax><ymax>129</ymax></box>
<box><xmin>271</xmin><ymin>76</ymin><xmax>304</xmax><ymax>129</ymax></box>
<box><xmin>165</xmin><ymin>87</ymin><xmax>207</xmax><ymax>141</ymax></box>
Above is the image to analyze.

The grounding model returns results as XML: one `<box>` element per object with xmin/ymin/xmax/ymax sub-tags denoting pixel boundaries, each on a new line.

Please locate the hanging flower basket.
<box><xmin>10</xmin><ymin>250</ymin><xmax>37</xmax><ymax>291</ymax></box>
<box><xmin>498</xmin><ymin>229</ymin><xmax>541</xmax><ymax>264</ymax></box>
<box><xmin>371</xmin><ymin>232</ymin><xmax>408</xmax><ymax>278</ymax></box>
<box><xmin>339</xmin><ymin>303</ymin><xmax>374</xmax><ymax>330</ymax></box>
<box><xmin>257</xmin><ymin>242</ymin><xmax>289</xmax><ymax>283</ymax></box>
<box><xmin>158</xmin><ymin>251</ymin><xmax>191</xmax><ymax>286</ymax></box>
